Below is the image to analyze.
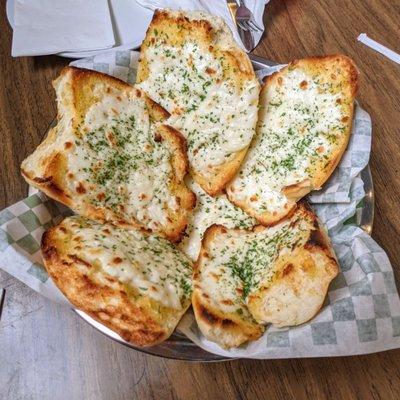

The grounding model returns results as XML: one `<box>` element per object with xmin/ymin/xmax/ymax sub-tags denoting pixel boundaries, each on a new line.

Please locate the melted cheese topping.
<box><xmin>179</xmin><ymin>179</ymin><xmax>255</xmax><ymax>261</ymax></box>
<box><xmin>138</xmin><ymin>29</ymin><xmax>259</xmax><ymax>177</ymax></box>
<box><xmin>228</xmin><ymin>67</ymin><xmax>345</xmax><ymax>214</ymax></box>
<box><xmin>63</xmin><ymin>89</ymin><xmax>179</xmax><ymax>231</ymax></box>
<box><xmin>197</xmin><ymin>212</ymin><xmax>311</xmax><ymax>315</ymax></box>
<box><xmin>173</xmin><ymin>79</ymin><xmax>258</xmax><ymax>173</ymax></box>
<box><xmin>65</xmin><ymin>217</ymin><xmax>192</xmax><ymax>310</ymax></box>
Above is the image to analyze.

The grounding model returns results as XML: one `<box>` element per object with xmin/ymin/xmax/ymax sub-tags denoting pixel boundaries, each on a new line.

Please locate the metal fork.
<box><xmin>235</xmin><ymin>0</ymin><xmax>264</xmax><ymax>32</ymax></box>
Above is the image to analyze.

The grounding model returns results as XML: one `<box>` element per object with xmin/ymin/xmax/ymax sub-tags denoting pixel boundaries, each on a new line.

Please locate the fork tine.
<box><xmin>243</xmin><ymin>20</ymin><xmax>255</xmax><ymax>32</ymax></box>
<box><xmin>237</xmin><ymin>20</ymin><xmax>250</xmax><ymax>31</ymax></box>
<box><xmin>243</xmin><ymin>20</ymin><xmax>256</xmax><ymax>32</ymax></box>
<box><xmin>240</xmin><ymin>20</ymin><xmax>253</xmax><ymax>31</ymax></box>
<box><xmin>248</xmin><ymin>19</ymin><xmax>264</xmax><ymax>32</ymax></box>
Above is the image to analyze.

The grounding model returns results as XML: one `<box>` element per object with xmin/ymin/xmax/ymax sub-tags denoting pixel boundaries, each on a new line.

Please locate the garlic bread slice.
<box><xmin>179</xmin><ymin>178</ymin><xmax>256</xmax><ymax>261</ymax></box>
<box><xmin>41</xmin><ymin>216</ymin><xmax>193</xmax><ymax>346</ymax></box>
<box><xmin>193</xmin><ymin>224</ymin><xmax>265</xmax><ymax>349</ymax></box>
<box><xmin>137</xmin><ymin>9</ymin><xmax>260</xmax><ymax>196</ymax></box>
<box><xmin>246</xmin><ymin>203</ymin><xmax>339</xmax><ymax>326</ymax></box>
<box><xmin>227</xmin><ymin>55</ymin><xmax>358</xmax><ymax>225</ymax></box>
<box><xmin>21</xmin><ymin>67</ymin><xmax>195</xmax><ymax>242</ymax></box>
<box><xmin>193</xmin><ymin>202</ymin><xmax>338</xmax><ymax>347</ymax></box>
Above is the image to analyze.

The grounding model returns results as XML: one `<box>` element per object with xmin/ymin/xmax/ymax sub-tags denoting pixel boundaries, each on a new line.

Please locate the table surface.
<box><xmin>1</xmin><ymin>1</ymin><xmax>400</xmax><ymax>399</ymax></box>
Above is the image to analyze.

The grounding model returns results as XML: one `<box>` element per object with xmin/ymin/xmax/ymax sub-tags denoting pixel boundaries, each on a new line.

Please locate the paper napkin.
<box><xmin>11</xmin><ymin>0</ymin><xmax>115</xmax><ymax>57</ymax></box>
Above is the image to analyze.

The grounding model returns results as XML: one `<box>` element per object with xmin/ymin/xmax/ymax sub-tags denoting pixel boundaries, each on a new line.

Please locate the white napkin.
<box><xmin>135</xmin><ymin>0</ymin><xmax>269</xmax><ymax>51</ymax></box>
<box><xmin>12</xmin><ymin>0</ymin><xmax>115</xmax><ymax>57</ymax></box>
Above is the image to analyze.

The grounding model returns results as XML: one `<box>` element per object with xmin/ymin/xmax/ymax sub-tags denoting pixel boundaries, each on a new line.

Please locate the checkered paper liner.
<box><xmin>1</xmin><ymin>50</ymin><xmax>399</xmax><ymax>359</ymax></box>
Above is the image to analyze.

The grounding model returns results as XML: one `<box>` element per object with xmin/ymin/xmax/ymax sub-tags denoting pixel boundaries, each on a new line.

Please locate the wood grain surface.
<box><xmin>1</xmin><ymin>1</ymin><xmax>400</xmax><ymax>399</ymax></box>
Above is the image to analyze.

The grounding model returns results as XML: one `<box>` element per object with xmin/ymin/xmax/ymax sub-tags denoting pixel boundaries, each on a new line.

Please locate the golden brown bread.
<box><xmin>192</xmin><ymin>202</ymin><xmax>339</xmax><ymax>347</ymax></box>
<box><xmin>21</xmin><ymin>66</ymin><xmax>195</xmax><ymax>242</ymax></box>
<box><xmin>41</xmin><ymin>216</ymin><xmax>193</xmax><ymax>346</ymax></box>
<box><xmin>192</xmin><ymin>223</ymin><xmax>264</xmax><ymax>348</ymax></box>
<box><xmin>178</xmin><ymin>178</ymin><xmax>256</xmax><ymax>261</ymax></box>
<box><xmin>227</xmin><ymin>55</ymin><xmax>358</xmax><ymax>225</ymax></box>
<box><xmin>137</xmin><ymin>9</ymin><xmax>260</xmax><ymax>196</ymax></box>
<box><xmin>246</xmin><ymin>203</ymin><xmax>339</xmax><ymax>326</ymax></box>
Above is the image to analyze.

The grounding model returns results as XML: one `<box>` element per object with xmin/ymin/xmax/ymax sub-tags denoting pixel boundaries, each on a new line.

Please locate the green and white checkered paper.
<box><xmin>0</xmin><ymin>50</ymin><xmax>399</xmax><ymax>358</ymax></box>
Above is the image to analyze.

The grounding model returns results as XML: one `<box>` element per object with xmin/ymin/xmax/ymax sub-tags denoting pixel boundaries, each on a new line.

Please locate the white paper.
<box><xmin>12</xmin><ymin>0</ymin><xmax>115</xmax><ymax>57</ymax></box>
<box><xmin>357</xmin><ymin>33</ymin><xmax>400</xmax><ymax>65</ymax></box>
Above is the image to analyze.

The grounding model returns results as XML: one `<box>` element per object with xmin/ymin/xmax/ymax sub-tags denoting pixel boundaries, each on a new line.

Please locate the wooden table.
<box><xmin>1</xmin><ymin>1</ymin><xmax>400</xmax><ymax>399</ymax></box>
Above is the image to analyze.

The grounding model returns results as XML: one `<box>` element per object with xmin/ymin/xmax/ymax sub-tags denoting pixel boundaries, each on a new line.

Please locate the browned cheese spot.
<box><xmin>236</xmin><ymin>288</ymin><xmax>243</xmax><ymax>296</ymax></box>
<box><xmin>300</xmin><ymin>80</ymin><xmax>308</xmax><ymax>90</ymax></box>
<box><xmin>205</xmin><ymin>67</ymin><xmax>216</xmax><ymax>75</ymax></box>
<box><xmin>282</xmin><ymin>263</ymin><xmax>294</xmax><ymax>277</ymax></box>
<box><xmin>209</xmin><ymin>272</ymin><xmax>220</xmax><ymax>281</ymax></box>
<box><xmin>97</xmin><ymin>192</ymin><xmax>105</xmax><ymax>201</ymax></box>
<box><xmin>76</xmin><ymin>182</ymin><xmax>86</xmax><ymax>194</ymax></box>
<box><xmin>106</xmin><ymin>132</ymin><xmax>116</xmax><ymax>147</ymax></box>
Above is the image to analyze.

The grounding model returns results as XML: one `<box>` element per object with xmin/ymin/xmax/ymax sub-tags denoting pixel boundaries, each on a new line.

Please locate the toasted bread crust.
<box><xmin>192</xmin><ymin>291</ymin><xmax>264</xmax><ymax>349</ymax></box>
<box><xmin>137</xmin><ymin>10</ymin><xmax>255</xmax><ymax>85</ymax></box>
<box><xmin>193</xmin><ymin>202</ymin><xmax>339</xmax><ymax>347</ymax></box>
<box><xmin>227</xmin><ymin>55</ymin><xmax>358</xmax><ymax>226</ymax></box>
<box><xmin>191</xmin><ymin>147</ymin><xmax>250</xmax><ymax>197</ymax></box>
<box><xmin>192</xmin><ymin>224</ymin><xmax>264</xmax><ymax>348</ymax></box>
<box><xmin>41</xmin><ymin>217</ymin><xmax>192</xmax><ymax>347</ymax></box>
<box><xmin>157</xmin><ymin>124</ymin><xmax>197</xmax><ymax>242</ymax></box>
<box><xmin>246</xmin><ymin>203</ymin><xmax>339</xmax><ymax>326</ymax></box>
<box><xmin>137</xmin><ymin>9</ymin><xmax>259</xmax><ymax>196</ymax></box>
<box><xmin>21</xmin><ymin>66</ymin><xmax>195</xmax><ymax>242</ymax></box>
<box><xmin>272</xmin><ymin>55</ymin><xmax>358</xmax><ymax>190</ymax></box>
